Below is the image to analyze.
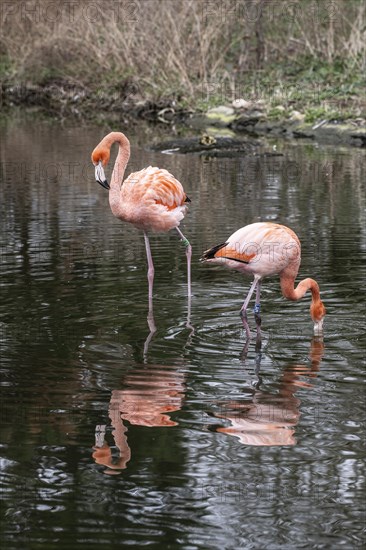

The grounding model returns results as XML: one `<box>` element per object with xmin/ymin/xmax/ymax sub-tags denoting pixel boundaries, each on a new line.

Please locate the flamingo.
<box><xmin>91</xmin><ymin>132</ymin><xmax>192</xmax><ymax>309</ymax></box>
<box><xmin>201</xmin><ymin>222</ymin><xmax>326</xmax><ymax>338</ymax></box>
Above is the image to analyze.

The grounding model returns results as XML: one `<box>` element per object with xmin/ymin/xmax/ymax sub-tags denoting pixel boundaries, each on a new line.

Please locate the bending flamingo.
<box><xmin>201</xmin><ymin>222</ymin><xmax>326</xmax><ymax>337</ymax></box>
<box><xmin>91</xmin><ymin>132</ymin><xmax>192</xmax><ymax>306</ymax></box>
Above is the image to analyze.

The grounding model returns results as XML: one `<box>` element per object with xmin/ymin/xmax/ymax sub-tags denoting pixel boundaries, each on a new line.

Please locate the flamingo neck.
<box><xmin>102</xmin><ymin>132</ymin><xmax>130</xmax><ymax>215</ymax></box>
<box><xmin>280</xmin><ymin>271</ymin><xmax>326</xmax><ymax>333</ymax></box>
<box><xmin>280</xmin><ymin>273</ymin><xmax>319</xmax><ymax>302</ymax></box>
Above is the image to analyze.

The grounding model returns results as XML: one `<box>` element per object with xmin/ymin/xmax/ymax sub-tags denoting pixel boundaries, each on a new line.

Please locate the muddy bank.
<box><xmin>188</xmin><ymin>106</ymin><xmax>366</xmax><ymax>148</ymax></box>
<box><xmin>0</xmin><ymin>80</ymin><xmax>190</xmax><ymax>123</ymax></box>
<box><xmin>150</xmin><ymin>135</ymin><xmax>256</xmax><ymax>156</ymax></box>
<box><xmin>150</xmin><ymin>135</ymin><xmax>286</xmax><ymax>158</ymax></box>
<box><xmin>1</xmin><ymin>81</ymin><xmax>365</xmax><ymax>148</ymax></box>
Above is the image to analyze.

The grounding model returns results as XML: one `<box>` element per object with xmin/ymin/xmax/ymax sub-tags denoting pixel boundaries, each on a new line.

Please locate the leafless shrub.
<box><xmin>0</xmin><ymin>0</ymin><xmax>364</xmax><ymax>101</ymax></box>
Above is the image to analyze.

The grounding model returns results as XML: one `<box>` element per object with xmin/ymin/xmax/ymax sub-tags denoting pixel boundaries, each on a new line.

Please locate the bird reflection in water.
<box><xmin>92</xmin><ymin>364</ymin><xmax>186</xmax><ymax>475</ymax></box>
<box><xmin>93</xmin><ymin>287</ymin><xmax>192</xmax><ymax>474</ymax></box>
<box><xmin>208</xmin><ymin>337</ymin><xmax>324</xmax><ymax>446</ymax></box>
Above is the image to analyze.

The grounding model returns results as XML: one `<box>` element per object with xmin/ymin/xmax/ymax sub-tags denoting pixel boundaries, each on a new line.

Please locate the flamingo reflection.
<box><xmin>93</xmin><ymin>364</ymin><xmax>186</xmax><ymax>474</ymax></box>
<box><xmin>208</xmin><ymin>337</ymin><xmax>324</xmax><ymax>446</ymax></box>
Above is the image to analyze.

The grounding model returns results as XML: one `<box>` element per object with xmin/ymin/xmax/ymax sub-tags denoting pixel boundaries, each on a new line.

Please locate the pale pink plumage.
<box><xmin>202</xmin><ymin>222</ymin><xmax>326</xmax><ymax>338</ymax></box>
<box><xmin>91</xmin><ymin>132</ymin><xmax>192</xmax><ymax>306</ymax></box>
<box><xmin>116</xmin><ymin>166</ymin><xmax>188</xmax><ymax>232</ymax></box>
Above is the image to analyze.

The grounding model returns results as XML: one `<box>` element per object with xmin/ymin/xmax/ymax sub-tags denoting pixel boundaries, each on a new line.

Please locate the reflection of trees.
<box><xmin>0</xmin><ymin>121</ymin><xmax>364</xmax><ymax>545</ymax></box>
<box><xmin>0</xmin><ymin>123</ymin><xmax>160</xmax><ymax>449</ymax></box>
<box><xmin>0</xmin><ymin>121</ymin><xmax>364</xmax><ymax>463</ymax></box>
<box><xmin>279</xmin><ymin>146</ymin><xmax>366</xmax><ymax>286</ymax></box>
<box><xmin>193</xmin><ymin>147</ymin><xmax>366</xmax><ymax>290</ymax></box>
<box><xmin>209</xmin><ymin>338</ymin><xmax>324</xmax><ymax>446</ymax></box>
<box><xmin>92</xmin><ymin>364</ymin><xmax>186</xmax><ymax>475</ymax></box>
<box><xmin>0</xmin><ymin>123</ymin><xmax>363</xmax><ymax>442</ymax></box>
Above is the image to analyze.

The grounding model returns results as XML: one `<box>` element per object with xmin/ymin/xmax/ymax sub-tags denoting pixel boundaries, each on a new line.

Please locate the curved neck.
<box><xmin>102</xmin><ymin>132</ymin><xmax>130</xmax><ymax>215</ymax></box>
<box><xmin>280</xmin><ymin>270</ymin><xmax>325</xmax><ymax>323</ymax></box>
<box><xmin>110</xmin><ymin>132</ymin><xmax>130</xmax><ymax>186</ymax></box>
<box><xmin>280</xmin><ymin>273</ymin><xmax>320</xmax><ymax>302</ymax></box>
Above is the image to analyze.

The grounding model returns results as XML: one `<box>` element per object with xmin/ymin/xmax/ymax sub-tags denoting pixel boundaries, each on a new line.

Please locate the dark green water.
<box><xmin>1</xmin><ymin>117</ymin><xmax>365</xmax><ymax>549</ymax></box>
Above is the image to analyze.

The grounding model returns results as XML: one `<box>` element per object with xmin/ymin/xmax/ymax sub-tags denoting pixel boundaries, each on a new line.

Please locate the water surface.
<box><xmin>1</xmin><ymin>116</ymin><xmax>365</xmax><ymax>548</ymax></box>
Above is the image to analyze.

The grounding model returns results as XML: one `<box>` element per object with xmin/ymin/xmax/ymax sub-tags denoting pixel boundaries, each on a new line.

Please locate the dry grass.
<box><xmin>0</xmin><ymin>0</ymin><xmax>365</xmax><ymax>108</ymax></box>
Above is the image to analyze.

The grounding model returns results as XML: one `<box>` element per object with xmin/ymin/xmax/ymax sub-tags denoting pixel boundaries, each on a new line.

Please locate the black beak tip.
<box><xmin>97</xmin><ymin>179</ymin><xmax>110</xmax><ymax>190</ymax></box>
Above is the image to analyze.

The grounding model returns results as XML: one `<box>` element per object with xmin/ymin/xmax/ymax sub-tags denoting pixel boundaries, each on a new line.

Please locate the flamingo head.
<box><xmin>91</xmin><ymin>146</ymin><xmax>110</xmax><ymax>190</ymax></box>
<box><xmin>311</xmin><ymin>299</ymin><xmax>326</xmax><ymax>336</ymax></box>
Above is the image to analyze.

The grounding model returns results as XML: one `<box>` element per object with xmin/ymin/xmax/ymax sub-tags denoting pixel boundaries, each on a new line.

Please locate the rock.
<box><xmin>290</xmin><ymin>110</ymin><xmax>305</xmax><ymax>121</ymax></box>
<box><xmin>292</xmin><ymin>122</ymin><xmax>366</xmax><ymax>147</ymax></box>
<box><xmin>205</xmin><ymin>105</ymin><xmax>236</xmax><ymax>126</ymax></box>
<box><xmin>232</xmin><ymin>99</ymin><xmax>252</xmax><ymax>110</ymax></box>
<box><xmin>230</xmin><ymin>111</ymin><xmax>265</xmax><ymax>131</ymax></box>
<box><xmin>273</xmin><ymin>105</ymin><xmax>286</xmax><ymax>112</ymax></box>
<box><xmin>207</xmin><ymin>105</ymin><xmax>235</xmax><ymax>116</ymax></box>
<box><xmin>205</xmin><ymin>126</ymin><xmax>236</xmax><ymax>138</ymax></box>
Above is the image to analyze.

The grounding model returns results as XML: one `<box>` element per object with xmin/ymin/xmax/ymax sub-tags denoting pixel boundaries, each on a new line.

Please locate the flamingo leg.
<box><xmin>176</xmin><ymin>227</ymin><xmax>192</xmax><ymax>298</ymax></box>
<box><xmin>253</xmin><ymin>280</ymin><xmax>262</xmax><ymax>352</ymax></box>
<box><xmin>254</xmin><ymin>280</ymin><xmax>262</xmax><ymax>340</ymax></box>
<box><xmin>144</xmin><ymin>309</ymin><xmax>157</xmax><ymax>361</ymax></box>
<box><xmin>143</xmin><ymin>232</ymin><xmax>155</xmax><ymax>311</ymax></box>
<box><xmin>239</xmin><ymin>276</ymin><xmax>260</xmax><ymax>339</ymax></box>
<box><xmin>143</xmin><ymin>232</ymin><xmax>157</xmax><ymax>358</ymax></box>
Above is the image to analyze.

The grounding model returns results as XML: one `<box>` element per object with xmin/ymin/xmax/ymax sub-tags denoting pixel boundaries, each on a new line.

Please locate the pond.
<box><xmin>1</xmin><ymin>115</ymin><xmax>365</xmax><ymax>549</ymax></box>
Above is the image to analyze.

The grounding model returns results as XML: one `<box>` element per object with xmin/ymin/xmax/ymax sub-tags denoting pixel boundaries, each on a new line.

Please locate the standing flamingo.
<box><xmin>91</xmin><ymin>132</ymin><xmax>192</xmax><ymax>309</ymax></box>
<box><xmin>201</xmin><ymin>222</ymin><xmax>326</xmax><ymax>338</ymax></box>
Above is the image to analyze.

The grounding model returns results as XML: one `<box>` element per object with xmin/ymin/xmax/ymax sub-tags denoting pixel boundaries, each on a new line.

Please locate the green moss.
<box><xmin>0</xmin><ymin>56</ymin><xmax>13</xmax><ymax>78</ymax></box>
<box><xmin>268</xmin><ymin>107</ymin><xmax>290</xmax><ymax>120</ymax></box>
<box><xmin>205</xmin><ymin>112</ymin><xmax>236</xmax><ymax>124</ymax></box>
<box><xmin>303</xmin><ymin>107</ymin><xmax>335</xmax><ymax>123</ymax></box>
<box><xmin>195</xmin><ymin>96</ymin><xmax>227</xmax><ymax>112</ymax></box>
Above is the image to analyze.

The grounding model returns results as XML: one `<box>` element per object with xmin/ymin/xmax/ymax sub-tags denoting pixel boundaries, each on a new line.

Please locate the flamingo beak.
<box><xmin>95</xmin><ymin>161</ymin><xmax>110</xmax><ymax>190</ymax></box>
<box><xmin>313</xmin><ymin>318</ymin><xmax>324</xmax><ymax>336</ymax></box>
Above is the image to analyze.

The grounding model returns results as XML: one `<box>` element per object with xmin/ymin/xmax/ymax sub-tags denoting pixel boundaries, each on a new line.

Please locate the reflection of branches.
<box><xmin>209</xmin><ymin>337</ymin><xmax>324</xmax><ymax>446</ymax></box>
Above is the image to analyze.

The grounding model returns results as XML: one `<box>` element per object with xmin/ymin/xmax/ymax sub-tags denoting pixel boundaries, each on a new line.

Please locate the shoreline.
<box><xmin>1</xmin><ymin>81</ymin><xmax>365</xmax><ymax>149</ymax></box>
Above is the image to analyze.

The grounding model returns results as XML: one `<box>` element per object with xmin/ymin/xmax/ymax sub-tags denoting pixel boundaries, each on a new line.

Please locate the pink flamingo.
<box><xmin>201</xmin><ymin>222</ymin><xmax>326</xmax><ymax>338</ymax></box>
<box><xmin>91</xmin><ymin>132</ymin><xmax>192</xmax><ymax>310</ymax></box>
